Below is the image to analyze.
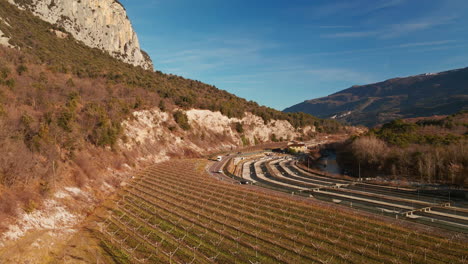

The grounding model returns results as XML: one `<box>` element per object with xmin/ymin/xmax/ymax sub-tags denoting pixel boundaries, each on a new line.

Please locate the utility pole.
<box><xmin>358</xmin><ymin>161</ymin><xmax>361</xmax><ymax>182</ymax></box>
<box><xmin>53</xmin><ymin>160</ymin><xmax>56</xmax><ymax>232</ymax></box>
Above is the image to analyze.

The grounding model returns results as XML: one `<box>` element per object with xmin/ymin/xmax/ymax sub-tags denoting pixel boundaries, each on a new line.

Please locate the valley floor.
<box><xmin>43</xmin><ymin>159</ymin><xmax>468</xmax><ymax>264</ymax></box>
<box><xmin>238</xmin><ymin>155</ymin><xmax>468</xmax><ymax>233</ymax></box>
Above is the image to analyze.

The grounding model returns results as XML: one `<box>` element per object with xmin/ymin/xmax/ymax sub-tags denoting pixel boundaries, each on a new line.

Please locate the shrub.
<box><xmin>65</xmin><ymin>78</ymin><xmax>75</xmax><ymax>87</ymax></box>
<box><xmin>23</xmin><ymin>199</ymin><xmax>38</xmax><ymax>214</ymax></box>
<box><xmin>57</xmin><ymin>109</ymin><xmax>74</xmax><ymax>132</ymax></box>
<box><xmin>158</xmin><ymin>100</ymin><xmax>166</xmax><ymax>111</ymax></box>
<box><xmin>271</xmin><ymin>133</ymin><xmax>278</xmax><ymax>142</ymax></box>
<box><xmin>92</xmin><ymin>120</ymin><xmax>121</xmax><ymax>147</ymax></box>
<box><xmin>16</xmin><ymin>64</ymin><xmax>27</xmax><ymax>75</ymax></box>
<box><xmin>287</xmin><ymin>148</ymin><xmax>297</xmax><ymax>155</ymax></box>
<box><xmin>241</xmin><ymin>135</ymin><xmax>250</xmax><ymax>146</ymax></box>
<box><xmin>173</xmin><ymin>110</ymin><xmax>190</xmax><ymax>131</ymax></box>
<box><xmin>235</xmin><ymin>122</ymin><xmax>244</xmax><ymax>133</ymax></box>
<box><xmin>254</xmin><ymin>137</ymin><xmax>260</xmax><ymax>145</ymax></box>
<box><xmin>0</xmin><ymin>66</ymin><xmax>10</xmax><ymax>79</ymax></box>
<box><xmin>4</xmin><ymin>78</ymin><xmax>15</xmax><ymax>89</ymax></box>
<box><xmin>351</xmin><ymin>135</ymin><xmax>388</xmax><ymax>164</ymax></box>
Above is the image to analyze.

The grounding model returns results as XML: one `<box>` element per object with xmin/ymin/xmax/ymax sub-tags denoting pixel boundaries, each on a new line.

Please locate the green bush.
<box><xmin>0</xmin><ymin>66</ymin><xmax>10</xmax><ymax>79</ymax></box>
<box><xmin>92</xmin><ymin>119</ymin><xmax>121</xmax><ymax>147</ymax></box>
<box><xmin>235</xmin><ymin>122</ymin><xmax>244</xmax><ymax>133</ymax></box>
<box><xmin>16</xmin><ymin>64</ymin><xmax>28</xmax><ymax>75</ymax></box>
<box><xmin>57</xmin><ymin>109</ymin><xmax>74</xmax><ymax>132</ymax></box>
<box><xmin>271</xmin><ymin>133</ymin><xmax>278</xmax><ymax>142</ymax></box>
<box><xmin>241</xmin><ymin>135</ymin><xmax>250</xmax><ymax>146</ymax></box>
<box><xmin>254</xmin><ymin>137</ymin><xmax>260</xmax><ymax>145</ymax></box>
<box><xmin>173</xmin><ymin>110</ymin><xmax>191</xmax><ymax>131</ymax></box>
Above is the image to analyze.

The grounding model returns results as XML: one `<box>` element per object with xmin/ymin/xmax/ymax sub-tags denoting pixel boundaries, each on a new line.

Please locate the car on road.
<box><xmin>217</xmin><ymin>169</ymin><xmax>223</xmax><ymax>173</ymax></box>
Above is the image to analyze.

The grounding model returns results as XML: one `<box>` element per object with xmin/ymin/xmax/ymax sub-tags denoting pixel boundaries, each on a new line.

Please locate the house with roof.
<box><xmin>287</xmin><ymin>142</ymin><xmax>307</xmax><ymax>153</ymax></box>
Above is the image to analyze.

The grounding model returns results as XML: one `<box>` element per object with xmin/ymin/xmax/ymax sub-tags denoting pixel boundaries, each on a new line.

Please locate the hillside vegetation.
<box><xmin>0</xmin><ymin>0</ymin><xmax>340</xmax><ymax>130</ymax></box>
<box><xmin>0</xmin><ymin>0</ymin><xmax>342</xmax><ymax>228</ymax></box>
<box><xmin>337</xmin><ymin>112</ymin><xmax>468</xmax><ymax>186</ymax></box>
<box><xmin>284</xmin><ymin>68</ymin><xmax>468</xmax><ymax>126</ymax></box>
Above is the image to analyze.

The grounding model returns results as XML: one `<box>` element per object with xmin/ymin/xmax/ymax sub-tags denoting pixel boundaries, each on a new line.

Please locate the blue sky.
<box><xmin>120</xmin><ymin>0</ymin><xmax>468</xmax><ymax>110</ymax></box>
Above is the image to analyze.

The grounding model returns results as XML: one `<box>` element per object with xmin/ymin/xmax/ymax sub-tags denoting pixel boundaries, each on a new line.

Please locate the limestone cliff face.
<box><xmin>9</xmin><ymin>0</ymin><xmax>153</xmax><ymax>70</ymax></box>
<box><xmin>120</xmin><ymin>108</ymin><xmax>316</xmax><ymax>163</ymax></box>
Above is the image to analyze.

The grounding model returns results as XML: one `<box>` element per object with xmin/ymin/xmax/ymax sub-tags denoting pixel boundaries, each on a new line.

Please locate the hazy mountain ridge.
<box><xmin>284</xmin><ymin>68</ymin><xmax>468</xmax><ymax>126</ymax></box>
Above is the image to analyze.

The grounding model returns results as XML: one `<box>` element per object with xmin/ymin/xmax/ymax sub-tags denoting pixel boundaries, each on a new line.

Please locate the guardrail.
<box><xmin>221</xmin><ymin>157</ymin><xmax>249</xmax><ymax>183</ymax></box>
<box><xmin>404</xmin><ymin>202</ymin><xmax>452</xmax><ymax>217</ymax></box>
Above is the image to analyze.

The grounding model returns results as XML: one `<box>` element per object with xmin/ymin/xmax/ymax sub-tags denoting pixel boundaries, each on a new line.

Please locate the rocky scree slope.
<box><xmin>8</xmin><ymin>0</ymin><xmax>153</xmax><ymax>70</ymax></box>
<box><xmin>284</xmin><ymin>67</ymin><xmax>468</xmax><ymax>127</ymax></box>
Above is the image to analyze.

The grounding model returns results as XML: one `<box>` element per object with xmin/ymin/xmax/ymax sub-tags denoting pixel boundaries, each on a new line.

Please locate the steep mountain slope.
<box><xmin>284</xmin><ymin>68</ymin><xmax>468</xmax><ymax>127</ymax></box>
<box><xmin>0</xmin><ymin>0</ymin><xmax>339</xmax><ymax>130</ymax></box>
<box><xmin>8</xmin><ymin>0</ymin><xmax>153</xmax><ymax>70</ymax></box>
<box><xmin>0</xmin><ymin>0</ymin><xmax>348</xmax><ymax>253</ymax></box>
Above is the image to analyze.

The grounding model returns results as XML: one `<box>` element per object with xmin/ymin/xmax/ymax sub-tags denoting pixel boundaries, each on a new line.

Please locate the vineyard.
<box><xmin>95</xmin><ymin>159</ymin><xmax>467</xmax><ymax>263</ymax></box>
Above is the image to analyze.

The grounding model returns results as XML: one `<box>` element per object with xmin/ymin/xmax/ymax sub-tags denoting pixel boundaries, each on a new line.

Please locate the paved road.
<box><xmin>240</xmin><ymin>156</ymin><xmax>468</xmax><ymax>232</ymax></box>
<box><xmin>207</xmin><ymin>156</ymin><xmax>238</xmax><ymax>184</ymax></box>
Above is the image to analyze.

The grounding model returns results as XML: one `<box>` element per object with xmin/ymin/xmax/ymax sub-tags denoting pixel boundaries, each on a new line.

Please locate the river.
<box><xmin>316</xmin><ymin>150</ymin><xmax>343</xmax><ymax>175</ymax></box>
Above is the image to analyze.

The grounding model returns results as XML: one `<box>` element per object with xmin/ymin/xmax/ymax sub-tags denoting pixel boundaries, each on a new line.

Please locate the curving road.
<box><xmin>237</xmin><ymin>155</ymin><xmax>468</xmax><ymax>232</ymax></box>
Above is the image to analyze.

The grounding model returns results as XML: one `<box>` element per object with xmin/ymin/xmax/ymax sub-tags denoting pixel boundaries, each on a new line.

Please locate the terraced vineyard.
<box><xmin>97</xmin><ymin>160</ymin><xmax>467</xmax><ymax>263</ymax></box>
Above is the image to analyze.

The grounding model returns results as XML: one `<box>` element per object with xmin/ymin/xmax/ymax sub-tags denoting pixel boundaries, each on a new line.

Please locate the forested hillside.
<box><xmin>337</xmin><ymin>112</ymin><xmax>468</xmax><ymax>186</ymax></box>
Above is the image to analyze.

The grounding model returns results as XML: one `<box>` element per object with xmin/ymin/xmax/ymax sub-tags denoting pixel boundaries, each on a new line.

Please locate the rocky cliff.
<box><xmin>8</xmin><ymin>0</ymin><xmax>153</xmax><ymax>70</ymax></box>
<box><xmin>120</xmin><ymin>108</ymin><xmax>316</xmax><ymax>163</ymax></box>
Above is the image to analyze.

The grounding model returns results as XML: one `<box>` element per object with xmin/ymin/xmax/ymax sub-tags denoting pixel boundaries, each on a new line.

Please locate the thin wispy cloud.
<box><xmin>384</xmin><ymin>16</ymin><xmax>457</xmax><ymax>38</ymax></box>
<box><xmin>369</xmin><ymin>0</ymin><xmax>407</xmax><ymax>12</ymax></box>
<box><xmin>322</xmin><ymin>30</ymin><xmax>378</xmax><ymax>38</ymax></box>
<box><xmin>308</xmin><ymin>39</ymin><xmax>461</xmax><ymax>57</ymax></box>
<box><xmin>153</xmin><ymin>35</ymin><xmax>281</xmax><ymax>80</ymax></box>
<box><xmin>310</xmin><ymin>2</ymin><xmax>357</xmax><ymax>17</ymax></box>
<box><xmin>318</xmin><ymin>25</ymin><xmax>353</xmax><ymax>29</ymax></box>
<box><xmin>321</xmin><ymin>16</ymin><xmax>458</xmax><ymax>39</ymax></box>
<box><xmin>397</xmin><ymin>40</ymin><xmax>456</xmax><ymax>48</ymax></box>
<box><xmin>306</xmin><ymin>68</ymin><xmax>376</xmax><ymax>84</ymax></box>
<box><xmin>412</xmin><ymin>43</ymin><xmax>468</xmax><ymax>53</ymax></box>
<box><xmin>160</xmin><ymin>41</ymin><xmax>263</xmax><ymax>61</ymax></box>
<box><xmin>308</xmin><ymin>0</ymin><xmax>407</xmax><ymax>18</ymax></box>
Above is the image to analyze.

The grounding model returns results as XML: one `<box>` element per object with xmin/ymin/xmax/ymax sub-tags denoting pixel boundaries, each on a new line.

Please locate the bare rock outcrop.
<box><xmin>0</xmin><ymin>29</ymin><xmax>13</xmax><ymax>48</ymax></box>
<box><xmin>0</xmin><ymin>17</ymin><xmax>13</xmax><ymax>48</ymax></box>
<box><xmin>9</xmin><ymin>0</ymin><xmax>153</xmax><ymax>70</ymax></box>
<box><xmin>120</xmin><ymin>108</ymin><xmax>316</xmax><ymax>162</ymax></box>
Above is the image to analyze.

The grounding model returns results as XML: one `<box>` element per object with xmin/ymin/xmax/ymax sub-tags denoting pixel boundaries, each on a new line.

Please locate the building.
<box><xmin>288</xmin><ymin>143</ymin><xmax>307</xmax><ymax>153</ymax></box>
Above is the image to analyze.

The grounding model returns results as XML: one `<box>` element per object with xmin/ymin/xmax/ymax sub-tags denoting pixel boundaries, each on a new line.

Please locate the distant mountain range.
<box><xmin>284</xmin><ymin>67</ymin><xmax>468</xmax><ymax>127</ymax></box>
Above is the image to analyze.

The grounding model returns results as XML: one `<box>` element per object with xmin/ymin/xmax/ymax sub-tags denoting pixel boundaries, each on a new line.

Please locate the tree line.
<box><xmin>337</xmin><ymin>113</ymin><xmax>467</xmax><ymax>186</ymax></box>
